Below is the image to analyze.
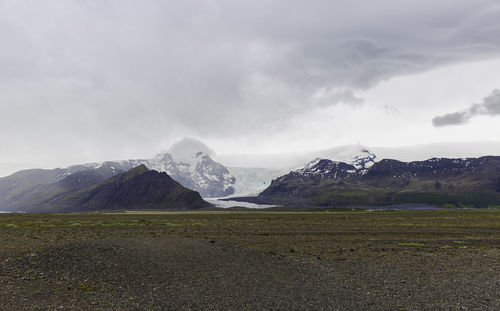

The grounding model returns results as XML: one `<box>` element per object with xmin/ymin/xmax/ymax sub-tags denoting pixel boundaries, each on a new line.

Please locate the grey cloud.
<box><xmin>312</xmin><ymin>89</ymin><xmax>364</xmax><ymax>108</ymax></box>
<box><xmin>482</xmin><ymin>90</ymin><xmax>500</xmax><ymax>114</ymax></box>
<box><xmin>432</xmin><ymin>89</ymin><xmax>500</xmax><ymax>127</ymax></box>
<box><xmin>432</xmin><ymin>111</ymin><xmax>472</xmax><ymax>127</ymax></box>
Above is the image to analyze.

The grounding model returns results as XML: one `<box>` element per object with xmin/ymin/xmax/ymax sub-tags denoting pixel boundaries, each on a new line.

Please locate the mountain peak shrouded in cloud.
<box><xmin>432</xmin><ymin>89</ymin><xmax>500</xmax><ymax>127</ymax></box>
<box><xmin>167</xmin><ymin>138</ymin><xmax>215</xmax><ymax>162</ymax></box>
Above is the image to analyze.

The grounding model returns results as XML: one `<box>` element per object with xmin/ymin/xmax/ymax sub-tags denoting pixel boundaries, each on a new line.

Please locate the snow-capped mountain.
<box><xmin>145</xmin><ymin>150</ymin><xmax>235</xmax><ymax>197</ymax></box>
<box><xmin>299</xmin><ymin>149</ymin><xmax>376</xmax><ymax>176</ymax></box>
<box><xmin>260</xmin><ymin>155</ymin><xmax>500</xmax><ymax>208</ymax></box>
<box><xmin>274</xmin><ymin>149</ymin><xmax>377</xmax><ymax>183</ymax></box>
<box><xmin>295</xmin><ymin>158</ymin><xmax>356</xmax><ymax>178</ymax></box>
<box><xmin>144</xmin><ymin>138</ymin><xmax>235</xmax><ymax>197</ymax></box>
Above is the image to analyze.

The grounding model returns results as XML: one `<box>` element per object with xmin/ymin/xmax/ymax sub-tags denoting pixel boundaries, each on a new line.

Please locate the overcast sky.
<box><xmin>1</xmin><ymin>0</ymin><xmax>500</xmax><ymax>175</ymax></box>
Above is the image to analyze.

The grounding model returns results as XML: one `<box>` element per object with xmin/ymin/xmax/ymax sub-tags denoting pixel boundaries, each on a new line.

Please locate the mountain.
<box><xmin>146</xmin><ymin>150</ymin><xmax>235</xmax><ymax>197</ymax></box>
<box><xmin>258</xmin><ymin>155</ymin><xmax>500</xmax><ymax>208</ymax></box>
<box><xmin>29</xmin><ymin>165</ymin><xmax>210</xmax><ymax>212</ymax></box>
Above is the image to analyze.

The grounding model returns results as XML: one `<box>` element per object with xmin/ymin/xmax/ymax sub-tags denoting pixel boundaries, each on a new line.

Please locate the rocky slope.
<box><xmin>259</xmin><ymin>155</ymin><xmax>500</xmax><ymax>208</ymax></box>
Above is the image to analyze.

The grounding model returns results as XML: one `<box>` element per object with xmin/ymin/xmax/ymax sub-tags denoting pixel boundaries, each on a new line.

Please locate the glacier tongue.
<box><xmin>227</xmin><ymin>167</ymin><xmax>287</xmax><ymax>197</ymax></box>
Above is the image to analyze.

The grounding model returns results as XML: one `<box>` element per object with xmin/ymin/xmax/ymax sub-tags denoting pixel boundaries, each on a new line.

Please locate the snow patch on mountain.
<box><xmin>352</xmin><ymin>149</ymin><xmax>377</xmax><ymax>173</ymax></box>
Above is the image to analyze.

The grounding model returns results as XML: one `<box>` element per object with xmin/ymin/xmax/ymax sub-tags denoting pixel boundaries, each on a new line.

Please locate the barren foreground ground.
<box><xmin>0</xmin><ymin>210</ymin><xmax>499</xmax><ymax>310</ymax></box>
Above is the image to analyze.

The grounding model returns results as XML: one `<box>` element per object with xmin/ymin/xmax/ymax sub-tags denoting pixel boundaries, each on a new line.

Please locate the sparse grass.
<box><xmin>398</xmin><ymin>242</ymin><xmax>425</xmax><ymax>247</ymax></box>
<box><xmin>0</xmin><ymin>210</ymin><xmax>499</xmax><ymax>262</ymax></box>
<box><xmin>78</xmin><ymin>281</ymin><xmax>98</xmax><ymax>292</ymax></box>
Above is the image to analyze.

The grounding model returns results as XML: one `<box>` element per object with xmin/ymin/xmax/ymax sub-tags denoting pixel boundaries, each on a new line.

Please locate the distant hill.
<box><xmin>0</xmin><ymin>162</ymin><xmax>127</xmax><ymax>211</ymax></box>
<box><xmin>259</xmin><ymin>156</ymin><xmax>500</xmax><ymax>208</ymax></box>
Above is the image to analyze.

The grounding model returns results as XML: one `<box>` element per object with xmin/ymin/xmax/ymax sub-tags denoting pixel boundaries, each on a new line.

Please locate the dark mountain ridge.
<box><xmin>259</xmin><ymin>156</ymin><xmax>500</xmax><ymax>208</ymax></box>
<box><xmin>45</xmin><ymin>165</ymin><xmax>210</xmax><ymax>212</ymax></box>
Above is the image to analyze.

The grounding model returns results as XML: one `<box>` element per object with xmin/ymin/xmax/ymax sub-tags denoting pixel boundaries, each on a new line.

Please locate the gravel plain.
<box><xmin>0</xmin><ymin>211</ymin><xmax>499</xmax><ymax>310</ymax></box>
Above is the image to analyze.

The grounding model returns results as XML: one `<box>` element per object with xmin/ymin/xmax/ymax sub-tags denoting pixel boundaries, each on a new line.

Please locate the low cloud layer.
<box><xmin>432</xmin><ymin>89</ymin><xmax>500</xmax><ymax>127</ymax></box>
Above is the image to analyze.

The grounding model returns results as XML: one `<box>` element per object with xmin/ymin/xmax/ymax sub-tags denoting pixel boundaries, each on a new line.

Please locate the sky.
<box><xmin>1</xmin><ymin>0</ymin><xmax>500</xmax><ymax>175</ymax></box>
